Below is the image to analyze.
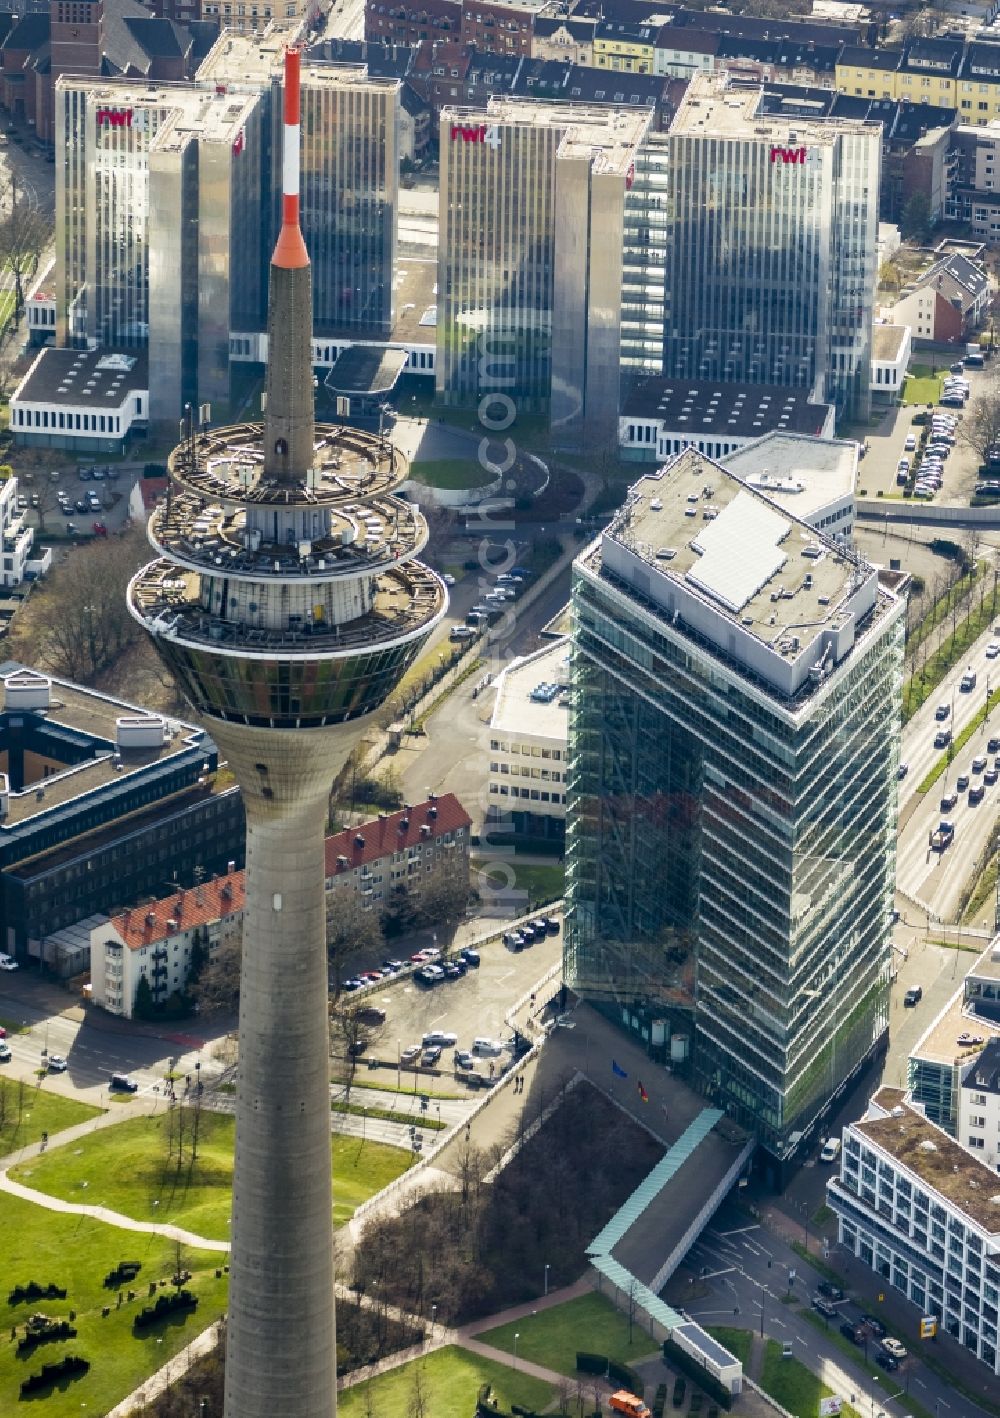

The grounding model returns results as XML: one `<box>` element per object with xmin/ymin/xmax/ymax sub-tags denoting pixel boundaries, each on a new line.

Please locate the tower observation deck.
<box><xmin>127</xmin><ymin>46</ymin><xmax>445</xmax><ymax>1418</ymax></box>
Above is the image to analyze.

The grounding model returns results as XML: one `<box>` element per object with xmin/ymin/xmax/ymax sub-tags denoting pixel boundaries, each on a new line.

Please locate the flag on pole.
<box><xmin>638</xmin><ymin>1081</ymin><xmax>649</xmax><ymax>1103</ymax></box>
<box><xmin>612</xmin><ymin>1060</ymin><xmax>628</xmax><ymax>1079</ymax></box>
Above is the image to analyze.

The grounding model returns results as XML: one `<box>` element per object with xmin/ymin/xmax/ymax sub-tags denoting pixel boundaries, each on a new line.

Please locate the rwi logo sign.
<box><xmin>769</xmin><ymin>145</ymin><xmax>817</xmax><ymax>165</ymax></box>
<box><xmin>450</xmin><ymin>123</ymin><xmax>501</xmax><ymax>149</ymax></box>
<box><xmin>97</xmin><ymin>108</ymin><xmax>133</xmax><ymax>128</ymax></box>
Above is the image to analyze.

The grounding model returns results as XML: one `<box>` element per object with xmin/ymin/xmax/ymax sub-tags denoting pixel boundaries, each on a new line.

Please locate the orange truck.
<box><xmin>609</xmin><ymin>1391</ymin><xmax>652</xmax><ymax>1418</ymax></box>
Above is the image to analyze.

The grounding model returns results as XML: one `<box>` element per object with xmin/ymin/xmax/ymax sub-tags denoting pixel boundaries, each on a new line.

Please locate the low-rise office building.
<box><xmin>908</xmin><ymin>937</ymin><xmax>1000</xmax><ymax>1136</ymax></box>
<box><xmin>828</xmin><ymin>1085</ymin><xmax>1000</xmax><ymax>1377</ymax></box>
<box><xmin>0</xmin><ymin>664</ymin><xmax>244</xmax><ymax>959</ymax></box>
<box><xmin>619</xmin><ymin>379</ymin><xmax>835</xmax><ymax>463</ymax></box>
<box><xmin>10</xmin><ymin>349</ymin><xmax>148</xmax><ymax>453</ymax></box>
<box><xmin>91</xmin><ymin>869</ymin><xmax>245</xmax><ymax>1017</ymax></box>
<box><xmin>488</xmin><ymin>638</ymin><xmax>569</xmax><ymax>841</ymax></box>
<box><xmin>870</xmin><ymin>324</ymin><xmax>911</xmax><ymax>402</ymax></box>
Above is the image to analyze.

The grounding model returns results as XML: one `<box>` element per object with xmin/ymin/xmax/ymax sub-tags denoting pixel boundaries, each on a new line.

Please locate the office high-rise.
<box><xmin>565</xmin><ymin>448</ymin><xmax>904</xmax><ymax>1169</ymax></box>
<box><xmin>127</xmin><ymin>49</ymin><xmax>445</xmax><ymax>1417</ymax></box>
<box><xmin>653</xmin><ymin>73</ymin><xmax>880</xmax><ymax>421</ymax></box>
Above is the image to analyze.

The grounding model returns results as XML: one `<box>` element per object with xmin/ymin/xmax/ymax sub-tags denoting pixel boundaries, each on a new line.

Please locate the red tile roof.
<box><xmin>110</xmin><ymin>870</ymin><xmax>246</xmax><ymax>950</ymax></box>
<box><xmin>325</xmin><ymin>793</ymin><xmax>472</xmax><ymax>878</ymax></box>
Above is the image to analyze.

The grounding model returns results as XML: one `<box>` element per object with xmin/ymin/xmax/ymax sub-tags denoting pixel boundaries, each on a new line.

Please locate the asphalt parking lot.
<box><xmin>18</xmin><ymin>460</ymin><xmax>136</xmax><ymax>541</ymax></box>
<box><xmin>358</xmin><ymin>923</ymin><xmax>562</xmax><ymax>1079</ymax></box>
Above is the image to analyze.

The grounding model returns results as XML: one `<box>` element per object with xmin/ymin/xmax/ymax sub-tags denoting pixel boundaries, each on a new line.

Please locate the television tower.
<box><xmin>127</xmin><ymin>47</ymin><xmax>445</xmax><ymax>1418</ymax></box>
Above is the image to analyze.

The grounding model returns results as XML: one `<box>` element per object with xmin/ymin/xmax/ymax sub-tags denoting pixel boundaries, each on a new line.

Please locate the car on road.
<box><xmin>840</xmin><ymin>1321</ymin><xmax>866</xmax><ymax>1345</ymax></box>
<box><xmin>904</xmin><ymin>987</ymin><xmax>923</xmax><ymax>1007</ymax></box>
<box><xmin>987</xmin><ymin>641</ymin><xmax>1000</xmax><ymax>660</ymax></box>
<box><xmin>876</xmin><ymin>1349</ymin><xmax>899</xmax><ymax>1372</ymax></box>
<box><xmin>0</xmin><ymin>1043</ymin><xmax>10</xmax><ymax>1062</ymax></box>
<box><xmin>960</xmin><ymin>668</ymin><xmax>978</xmax><ymax>691</ymax></box>
<box><xmin>896</xmin><ymin>762</ymin><xmax>908</xmax><ymax>780</ymax></box>
<box><xmin>812</xmin><ymin>1295</ymin><xmax>838</xmax><ymax>1319</ymax></box>
<box><xmin>47</xmin><ymin>1055</ymin><xmax>68</xmax><ymax>1072</ymax></box>
<box><xmin>450</xmin><ymin>626</ymin><xmax>475</xmax><ymax>642</ymax></box>
<box><xmin>940</xmin><ymin>791</ymin><xmax>958</xmax><ymax>811</ymax></box>
<box><xmin>422</xmin><ymin>1030</ymin><xmax>458</xmax><ymax>1048</ymax></box>
<box><xmin>819</xmin><ymin>1138</ymin><xmax>842</xmax><ymax>1164</ymax></box>
<box><xmin>989</xmin><ymin>737</ymin><xmax>1000</xmax><ymax>754</ymax></box>
<box><xmin>986</xmin><ymin>768</ymin><xmax>998</xmax><ymax>786</ymax></box>
<box><xmin>861</xmin><ymin>1314</ymin><xmax>886</xmax><ymax>1339</ymax></box>
<box><xmin>933</xmin><ymin>729</ymin><xmax>952</xmax><ymax>749</ymax></box>
<box><xmin>973</xmin><ymin>755</ymin><xmax>987</xmax><ymax>773</ymax></box>
<box><xmin>935</xmin><ymin>703</ymin><xmax>950</xmax><ymax>720</ymax></box>
<box><xmin>0</xmin><ymin>956</ymin><xmax>18</xmax><ymax>971</ymax></box>
<box><xmin>881</xmin><ymin>1338</ymin><xmax>907</xmax><ymax>1360</ymax></box>
<box><xmin>817</xmin><ymin>1280</ymin><xmax>845</xmax><ymax>1300</ymax></box>
<box><xmin>454</xmin><ymin>1050</ymin><xmax>475</xmax><ymax>1070</ymax></box>
<box><xmin>957</xmin><ymin>773</ymin><xmax>970</xmax><ymax>791</ymax></box>
<box><xmin>109</xmin><ymin>1073</ymin><xmax>138</xmax><ymax>1093</ymax></box>
<box><xmin>400</xmin><ymin>1045</ymin><xmax>421</xmax><ymax>1065</ymax></box>
<box><xmin>950</xmin><ymin>361</ymin><xmax>965</xmax><ymax>373</ymax></box>
<box><xmin>970</xmin><ymin>783</ymin><xmax>985</xmax><ymax>804</ymax></box>
<box><xmin>443</xmin><ymin>573</ymin><xmax>456</xmax><ymax>586</ymax></box>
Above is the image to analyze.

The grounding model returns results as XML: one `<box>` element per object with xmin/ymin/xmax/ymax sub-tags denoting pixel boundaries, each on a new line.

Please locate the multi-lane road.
<box><xmin>896</xmin><ymin>622</ymin><xmax>1000</xmax><ymax>920</ymax></box>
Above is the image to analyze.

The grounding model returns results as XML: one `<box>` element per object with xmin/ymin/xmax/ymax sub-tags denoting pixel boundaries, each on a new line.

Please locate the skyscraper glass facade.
<box><xmin>565</xmin><ymin>456</ymin><xmax>904</xmax><ymax>1163</ymax></box>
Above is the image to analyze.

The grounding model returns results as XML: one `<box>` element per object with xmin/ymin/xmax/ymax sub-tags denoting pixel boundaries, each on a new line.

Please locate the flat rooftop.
<box><xmin>56</xmin><ymin>76</ymin><xmax>257</xmax><ymax>147</ymax></box>
<box><xmin>444</xmin><ymin>97</ymin><xmax>651</xmax><ymax>174</ymax></box>
<box><xmin>857</xmin><ymin>1088</ymin><xmax>1000</xmax><ymax>1234</ymax></box>
<box><xmin>671</xmin><ymin>69</ymin><xmax>879</xmax><ymax>142</ymax></box>
<box><xmin>872</xmin><ymin>324</ymin><xmax>909</xmax><ymax>362</ymax></box>
<box><xmin>911</xmin><ymin>938</ymin><xmax>1000</xmax><ymax>1067</ymax></box>
<box><xmin>14</xmin><ymin>349</ymin><xmax>147</xmax><ymax>409</ymax></box>
<box><xmin>491</xmin><ymin>638</ymin><xmax>570</xmax><ymax>743</ymax></box>
<box><xmin>725</xmin><ymin>431</ymin><xmax>858</xmax><ymax>521</ymax></box>
<box><xmin>622</xmin><ymin>377</ymin><xmax>833</xmax><ymax>441</ymax></box>
<box><xmin>197</xmin><ymin>29</ymin><xmax>402</xmax><ymax>93</ymax></box>
<box><xmin>0</xmin><ymin>664</ymin><xmax>207</xmax><ymax>831</ymax></box>
<box><xmin>583</xmin><ymin>447</ymin><xmax>896</xmax><ymax>705</ymax></box>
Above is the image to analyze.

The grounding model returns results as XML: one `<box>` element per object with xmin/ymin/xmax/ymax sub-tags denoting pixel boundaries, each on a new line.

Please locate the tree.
<box><xmin>958</xmin><ymin>372</ymin><xmax>1000</xmax><ymax>469</ymax></box>
<box><xmin>133</xmin><ymin>973</ymin><xmax>155</xmax><ymax>1021</ymax></box>
<box><xmin>414</xmin><ymin>862</ymin><xmax>470</xmax><ymax>935</ymax></box>
<box><xmin>900</xmin><ymin>192</ymin><xmax>933</xmax><ymax>245</ymax></box>
<box><xmin>326</xmin><ymin>890</ymin><xmax>383</xmax><ymax>992</ymax></box>
<box><xmin>19</xmin><ymin>527</ymin><xmax>147</xmax><ymax>681</ymax></box>
<box><xmin>0</xmin><ymin>172</ymin><xmax>50</xmax><ymax>322</ymax></box>
<box><xmin>330</xmin><ymin>1005</ymin><xmax>386</xmax><ymax>1105</ymax></box>
<box><xmin>407</xmin><ymin>1361</ymin><xmax>428</xmax><ymax>1418</ymax></box>
<box><xmin>189</xmin><ymin>934</ymin><xmax>241</xmax><ymax>1017</ymax></box>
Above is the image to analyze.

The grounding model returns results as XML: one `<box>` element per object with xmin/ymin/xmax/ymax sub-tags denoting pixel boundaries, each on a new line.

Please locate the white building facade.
<box><xmin>488</xmin><ymin>639</ymin><xmax>569</xmax><ymax>841</ymax></box>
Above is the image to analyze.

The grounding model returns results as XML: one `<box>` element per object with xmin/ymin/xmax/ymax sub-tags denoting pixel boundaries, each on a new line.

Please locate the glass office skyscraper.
<box><xmin>565</xmin><ymin>448</ymin><xmax>905</xmax><ymax>1169</ymax></box>
<box><xmin>654</xmin><ymin>74</ymin><xmax>880</xmax><ymax>422</ymax></box>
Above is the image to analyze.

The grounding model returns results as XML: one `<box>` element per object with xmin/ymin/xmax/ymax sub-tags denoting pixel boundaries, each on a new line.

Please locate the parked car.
<box><xmin>422</xmin><ymin>1030</ymin><xmax>458</xmax><ymax>1047</ymax></box>
<box><xmin>881</xmin><ymin>1338</ymin><xmax>907</xmax><ymax>1360</ymax></box>
<box><xmin>422</xmin><ymin>1045</ymin><xmax>442</xmax><ymax>1065</ymax></box>
<box><xmin>817</xmin><ymin>1281</ymin><xmax>845</xmax><ymax>1300</ymax></box>
<box><xmin>876</xmin><ymin>1350</ymin><xmax>899</xmax><ymax>1372</ymax></box>
<box><xmin>109</xmin><ymin>1073</ymin><xmax>139</xmax><ymax>1093</ymax></box>
<box><xmin>442</xmin><ymin>962</ymin><xmax>461</xmax><ymax>980</ymax></box>
<box><xmin>904</xmin><ymin>433</ymin><xmax>917</xmax><ymax>451</ymax></box>
<box><xmin>460</xmin><ymin>948</ymin><xmax>481</xmax><ymax>966</ymax></box>
<box><xmin>904</xmin><ymin>987</ymin><xmax>923</xmax><ymax>1007</ymax></box>
<box><xmin>454</xmin><ymin>1050</ymin><xmax>475</xmax><ymax>1071</ymax></box>
<box><xmin>400</xmin><ymin>1045</ymin><xmax>421</xmax><ymax>1065</ymax></box>
<box><xmin>355</xmin><ymin>1006</ymin><xmax>387</xmax><ymax>1025</ymax></box>
<box><xmin>92</xmin><ymin>522</ymin><xmax>108</xmax><ymax>537</ymax></box>
<box><xmin>861</xmin><ymin>1314</ymin><xmax>886</xmax><ymax>1339</ymax></box>
<box><xmin>840</xmin><ymin>1321</ymin><xmax>866</xmax><ymax>1345</ymax></box>
<box><xmin>472</xmin><ymin>1037</ymin><xmax>503</xmax><ymax>1056</ymax></box>
<box><xmin>0</xmin><ymin>1043</ymin><xmax>10</xmax><ymax>1062</ymax></box>
<box><xmin>47</xmin><ymin>1055</ymin><xmax>68</xmax><ymax>1072</ymax></box>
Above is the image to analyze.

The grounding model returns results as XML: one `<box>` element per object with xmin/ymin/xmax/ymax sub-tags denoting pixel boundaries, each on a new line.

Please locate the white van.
<box><xmin>819</xmin><ymin>1137</ymin><xmax>842</xmax><ymax>1164</ymax></box>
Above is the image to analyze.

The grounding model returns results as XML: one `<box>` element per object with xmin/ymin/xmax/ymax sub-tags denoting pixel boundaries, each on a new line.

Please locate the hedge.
<box><xmin>133</xmin><ymin>1288</ymin><xmax>198</xmax><ymax>1330</ymax></box>
<box><xmin>8</xmin><ymin>1280</ymin><xmax>66</xmax><ymax>1306</ymax></box>
<box><xmin>20</xmin><ymin>1354</ymin><xmax>89</xmax><ymax>1395</ymax></box>
<box><xmin>661</xmin><ymin>1336</ymin><xmax>733</xmax><ymax>1411</ymax></box>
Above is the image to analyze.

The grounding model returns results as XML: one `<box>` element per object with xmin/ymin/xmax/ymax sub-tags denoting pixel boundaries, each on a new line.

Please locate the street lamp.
<box><xmin>544</xmin><ymin>1263</ymin><xmax>550</xmax><ymax>1297</ymax></box>
<box><xmin>431</xmin><ymin>1303</ymin><xmax>437</xmax><ymax>1333</ymax></box>
<box><xmin>513</xmin><ymin>1332</ymin><xmax>520</xmax><ymax>1369</ymax></box>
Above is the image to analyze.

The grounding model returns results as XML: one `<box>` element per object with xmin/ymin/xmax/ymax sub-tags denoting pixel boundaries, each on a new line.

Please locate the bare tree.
<box><xmin>407</xmin><ymin>1361</ymin><xmax>428</xmax><ymax>1418</ymax></box>
<box><xmin>17</xmin><ymin>527</ymin><xmax>147</xmax><ymax>680</ymax></box>
<box><xmin>189</xmin><ymin>935</ymin><xmax>241</xmax><ymax>1017</ymax></box>
<box><xmin>414</xmin><ymin>861</ymin><xmax>470</xmax><ymax>935</ymax></box>
<box><xmin>326</xmin><ymin>889</ymin><xmax>383</xmax><ymax>993</ymax></box>
<box><xmin>330</xmin><ymin>1006</ymin><xmax>387</xmax><ymax>1106</ymax></box>
<box><xmin>0</xmin><ymin>172</ymin><xmax>49</xmax><ymax>322</ymax></box>
<box><xmin>959</xmin><ymin>371</ymin><xmax>1000</xmax><ymax>467</ymax></box>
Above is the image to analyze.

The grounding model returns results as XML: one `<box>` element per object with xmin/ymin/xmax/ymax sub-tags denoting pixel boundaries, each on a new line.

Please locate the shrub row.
<box><xmin>8</xmin><ymin>1281</ymin><xmax>66</xmax><ymax>1306</ymax></box>
<box><xmin>19</xmin><ymin>1354</ymin><xmax>89</xmax><ymax>1395</ymax></box>
<box><xmin>653</xmin><ymin>1382</ymin><xmax>667</xmax><ymax>1417</ymax></box>
<box><xmin>133</xmin><ymin>1289</ymin><xmax>198</xmax><ymax>1331</ymax></box>
<box><xmin>17</xmin><ymin>1320</ymin><xmax>76</xmax><ymax>1354</ymax></box>
<box><xmin>672</xmin><ymin>1376</ymin><xmax>686</xmax><ymax>1407</ymax></box>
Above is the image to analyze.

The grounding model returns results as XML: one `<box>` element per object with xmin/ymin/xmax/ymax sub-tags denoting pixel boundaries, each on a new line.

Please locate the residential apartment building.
<box><xmin>324</xmin><ymin>793</ymin><xmax>472</xmax><ymax>913</ymax></box>
<box><xmin>656</xmin><ymin>73</ymin><xmax>880</xmax><ymax>422</ymax></box>
<box><xmin>0</xmin><ymin>470</ymin><xmax>50</xmax><ymax>585</ymax></box>
<box><xmin>961</xmin><ymin>1037</ymin><xmax>1000</xmax><ymax>1171</ymax></box>
<box><xmin>437</xmin><ymin>97</ymin><xmax>652</xmax><ymax>446</ymax></box>
<box><xmin>828</xmin><ymin>1086</ymin><xmax>1000</xmax><ymax>1378</ymax></box>
<box><xmin>565</xmin><ymin>447</ymin><xmax>906</xmax><ymax>1171</ymax></box>
<box><xmin>91</xmin><ymin>869</ymin><xmax>245</xmax><ymax>1017</ymax></box>
<box><xmin>488</xmin><ymin>638</ymin><xmax>569</xmax><ymax>841</ymax></box>
<box><xmin>890</xmin><ymin>248</ymin><xmax>990</xmax><ymax>345</ymax></box>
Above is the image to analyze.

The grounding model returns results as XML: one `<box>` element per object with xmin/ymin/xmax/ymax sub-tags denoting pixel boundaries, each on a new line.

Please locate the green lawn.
<box><xmin>759</xmin><ymin>1338</ymin><xmax>862</xmax><ymax>1418</ymax></box>
<box><xmin>474</xmin><ymin>859</ymin><xmax>565</xmax><ymax>907</ymax></box>
<box><xmin>408</xmin><ymin>458</ymin><xmax>495</xmax><ymax>490</ymax></box>
<box><xmin>477</xmin><ymin>1292</ymin><xmax>658</xmax><ymax>1377</ymax></box>
<box><xmin>902</xmin><ymin>373</ymin><xmax>943</xmax><ymax>406</ymax></box>
<box><xmin>0</xmin><ymin>1189</ymin><xmax>229</xmax><ymax>1418</ymax></box>
<box><xmin>339</xmin><ymin>1345</ymin><xmax>553</xmax><ymax>1417</ymax></box>
<box><xmin>11</xmin><ymin>1109</ymin><xmax>411</xmax><ymax>1239</ymax></box>
<box><xmin>705</xmin><ymin>1326</ymin><xmax>752</xmax><ymax>1366</ymax></box>
<box><xmin>0</xmin><ymin>1078</ymin><xmax>101</xmax><ymax>1156</ymax></box>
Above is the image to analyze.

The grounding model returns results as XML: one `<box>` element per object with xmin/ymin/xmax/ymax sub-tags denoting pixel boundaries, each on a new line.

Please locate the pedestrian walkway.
<box><xmin>106</xmin><ymin>1320</ymin><xmax>224</xmax><ymax>1417</ymax></box>
<box><xmin>459</xmin><ymin>1334</ymin><xmax>580</xmax><ymax>1389</ymax></box>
